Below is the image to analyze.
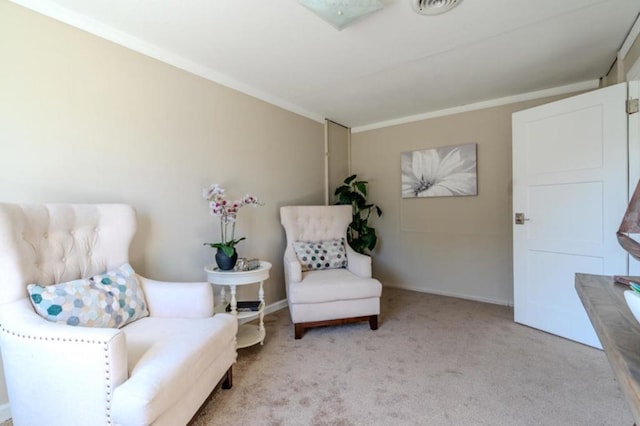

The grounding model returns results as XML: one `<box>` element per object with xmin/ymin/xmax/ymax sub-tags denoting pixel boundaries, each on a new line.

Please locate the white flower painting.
<box><xmin>401</xmin><ymin>143</ymin><xmax>477</xmax><ymax>198</ymax></box>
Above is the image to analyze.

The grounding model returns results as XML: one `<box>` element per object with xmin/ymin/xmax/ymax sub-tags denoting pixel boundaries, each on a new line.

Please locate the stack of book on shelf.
<box><xmin>225</xmin><ymin>300</ymin><xmax>261</xmax><ymax>312</ymax></box>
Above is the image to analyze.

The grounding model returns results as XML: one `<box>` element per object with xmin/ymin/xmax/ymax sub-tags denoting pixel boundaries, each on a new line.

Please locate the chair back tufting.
<box><xmin>280</xmin><ymin>205</ymin><xmax>352</xmax><ymax>256</ymax></box>
<box><xmin>0</xmin><ymin>203</ymin><xmax>136</xmax><ymax>305</ymax></box>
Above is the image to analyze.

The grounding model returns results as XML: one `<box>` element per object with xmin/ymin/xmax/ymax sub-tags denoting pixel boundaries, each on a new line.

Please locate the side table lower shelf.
<box><xmin>205</xmin><ymin>261</ymin><xmax>272</xmax><ymax>350</ymax></box>
<box><xmin>238</xmin><ymin>324</ymin><xmax>266</xmax><ymax>349</ymax></box>
<box><xmin>214</xmin><ymin>303</ymin><xmax>266</xmax><ymax>348</ymax></box>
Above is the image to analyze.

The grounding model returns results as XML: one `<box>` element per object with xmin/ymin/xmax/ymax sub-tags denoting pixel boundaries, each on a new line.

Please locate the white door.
<box><xmin>513</xmin><ymin>82</ymin><xmax>628</xmax><ymax>348</ymax></box>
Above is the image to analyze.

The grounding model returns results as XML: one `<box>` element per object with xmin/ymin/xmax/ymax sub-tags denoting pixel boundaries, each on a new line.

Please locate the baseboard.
<box><xmin>237</xmin><ymin>299</ymin><xmax>288</xmax><ymax>325</ymax></box>
<box><xmin>384</xmin><ymin>283</ymin><xmax>513</xmax><ymax>307</ymax></box>
<box><xmin>264</xmin><ymin>299</ymin><xmax>288</xmax><ymax>315</ymax></box>
<box><xmin>0</xmin><ymin>402</ymin><xmax>11</xmax><ymax>423</ymax></box>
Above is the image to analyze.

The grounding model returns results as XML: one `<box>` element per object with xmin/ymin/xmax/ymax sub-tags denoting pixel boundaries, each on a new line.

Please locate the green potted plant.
<box><xmin>334</xmin><ymin>174</ymin><xmax>382</xmax><ymax>255</ymax></box>
<box><xmin>202</xmin><ymin>183</ymin><xmax>262</xmax><ymax>270</ymax></box>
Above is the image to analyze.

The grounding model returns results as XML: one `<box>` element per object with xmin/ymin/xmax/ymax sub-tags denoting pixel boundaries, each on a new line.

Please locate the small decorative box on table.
<box><xmin>205</xmin><ymin>261</ymin><xmax>271</xmax><ymax>349</ymax></box>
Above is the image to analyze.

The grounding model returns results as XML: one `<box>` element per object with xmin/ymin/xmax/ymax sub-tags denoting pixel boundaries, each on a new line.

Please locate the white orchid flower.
<box><xmin>203</xmin><ymin>183</ymin><xmax>263</xmax><ymax>249</ymax></box>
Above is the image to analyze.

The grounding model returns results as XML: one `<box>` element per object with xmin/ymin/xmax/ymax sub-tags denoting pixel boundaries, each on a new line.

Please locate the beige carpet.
<box><xmin>192</xmin><ymin>288</ymin><xmax>632</xmax><ymax>426</ymax></box>
<box><xmin>0</xmin><ymin>288</ymin><xmax>631</xmax><ymax>426</ymax></box>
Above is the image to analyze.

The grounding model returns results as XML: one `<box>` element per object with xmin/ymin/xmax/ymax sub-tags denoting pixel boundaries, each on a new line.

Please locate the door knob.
<box><xmin>515</xmin><ymin>213</ymin><xmax>530</xmax><ymax>225</ymax></box>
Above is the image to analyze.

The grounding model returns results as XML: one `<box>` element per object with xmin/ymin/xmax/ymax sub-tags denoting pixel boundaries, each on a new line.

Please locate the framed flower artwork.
<box><xmin>401</xmin><ymin>143</ymin><xmax>477</xmax><ymax>198</ymax></box>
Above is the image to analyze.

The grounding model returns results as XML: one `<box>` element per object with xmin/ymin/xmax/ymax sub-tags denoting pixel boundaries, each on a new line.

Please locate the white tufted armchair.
<box><xmin>0</xmin><ymin>203</ymin><xmax>237</xmax><ymax>426</ymax></box>
<box><xmin>280</xmin><ymin>205</ymin><xmax>382</xmax><ymax>339</ymax></box>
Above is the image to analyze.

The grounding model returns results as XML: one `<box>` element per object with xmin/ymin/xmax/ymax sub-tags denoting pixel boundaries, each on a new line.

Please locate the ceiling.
<box><xmin>12</xmin><ymin>0</ymin><xmax>640</xmax><ymax>130</ymax></box>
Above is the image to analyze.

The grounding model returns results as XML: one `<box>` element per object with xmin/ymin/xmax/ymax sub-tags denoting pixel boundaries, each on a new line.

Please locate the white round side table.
<box><xmin>204</xmin><ymin>261</ymin><xmax>272</xmax><ymax>349</ymax></box>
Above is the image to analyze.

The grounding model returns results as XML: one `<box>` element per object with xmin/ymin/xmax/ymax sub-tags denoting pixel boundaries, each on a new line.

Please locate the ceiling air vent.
<box><xmin>412</xmin><ymin>0</ymin><xmax>462</xmax><ymax>15</ymax></box>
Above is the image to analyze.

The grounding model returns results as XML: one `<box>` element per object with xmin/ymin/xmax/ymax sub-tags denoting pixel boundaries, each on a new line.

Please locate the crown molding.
<box><xmin>351</xmin><ymin>80</ymin><xmax>599</xmax><ymax>133</ymax></box>
<box><xmin>619</xmin><ymin>12</ymin><xmax>640</xmax><ymax>61</ymax></box>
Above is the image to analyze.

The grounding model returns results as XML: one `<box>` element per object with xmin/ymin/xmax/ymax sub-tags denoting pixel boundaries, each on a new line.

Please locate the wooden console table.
<box><xmin>575</xmin><ymin>273</ymin><xmax>640</xmax><ymax>424</ymax></box>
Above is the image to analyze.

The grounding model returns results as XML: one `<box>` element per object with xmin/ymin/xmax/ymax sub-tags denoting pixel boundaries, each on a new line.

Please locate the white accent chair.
<box><xmin>280</xmin><ymin>205</ymin><xmax>382</xmax><ymax>339</ymax></box>
<box><xmin>0</xmin><ymin>203</ymin><xmax>237</xmax><ymax>426</ymax></box>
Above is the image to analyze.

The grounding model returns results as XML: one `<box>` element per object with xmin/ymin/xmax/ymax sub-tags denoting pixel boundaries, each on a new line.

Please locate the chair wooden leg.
<box><xmin>294</xmin><ymin>323</ymin><xmax>305</xmax><ymax>339</ymax></box>
<box><xmin>295</xmin><ymin>316</ymin><xmax>378</xmax><ymax>338</ymax></box>
<box><xmin>187</xmin><ymin>367</ymin><xmax>233</xmax><ymax>425</ymax></box>
<box><xmin>221</xmin><ymin>366</ymin><xmax>233</xmax><ymax>389</ymax></box>
<box><xmin>369</xmin><ymin>315</ymin><xmax>378</xmax><ymax>330</ymax></box>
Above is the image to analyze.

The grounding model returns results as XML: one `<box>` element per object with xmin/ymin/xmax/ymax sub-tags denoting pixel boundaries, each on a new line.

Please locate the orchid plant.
<box><xmin>202</xmin><ymin>183</ymin><xmax>262</xmax><ymax>257</ymax></box>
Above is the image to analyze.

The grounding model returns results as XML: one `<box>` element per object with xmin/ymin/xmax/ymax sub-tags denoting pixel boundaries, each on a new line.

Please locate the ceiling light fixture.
<box><xmin>411</xmin><ymin>0</ymin><xmax>462</xmax><ymax>16</ymax></box>
<box><xmin>298</xmin><ymin>0</ymin><xmax>384</xmax><ymax>30</ymax></box>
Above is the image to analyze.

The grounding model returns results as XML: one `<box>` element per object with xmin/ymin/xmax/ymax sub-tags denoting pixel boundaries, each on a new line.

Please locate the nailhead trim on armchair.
<box><xmin>0</xmin><ymin>324</ymin><xmax>114</xmax><ymax>424</ymax></box>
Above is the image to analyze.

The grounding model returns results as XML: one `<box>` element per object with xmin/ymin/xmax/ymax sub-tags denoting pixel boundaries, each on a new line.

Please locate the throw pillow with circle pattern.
<box><xmin>293</xmin><ymin>238</ymin><xmax>348</xmax><ymax>271</ymax></box>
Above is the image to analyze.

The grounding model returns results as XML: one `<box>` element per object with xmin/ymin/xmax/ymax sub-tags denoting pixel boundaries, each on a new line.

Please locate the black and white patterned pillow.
<box><xmin>293</xmin><ymin>238</ymin><xmax>348</xmax><ymax>271</ymax></box>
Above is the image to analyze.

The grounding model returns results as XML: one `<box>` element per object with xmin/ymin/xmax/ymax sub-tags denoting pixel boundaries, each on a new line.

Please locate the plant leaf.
<box><xmin>334</xmin><ymin>186</ymin><xmax>349</xmax><ymax>196</ymax></box>
<box><xmin>344</xmin><ymin>174</ymin><xmax>357</xmax><ymax>185</ymax></box>
<box><xmin>221</xmin><ymin>246</ymin><xmax>235</xmax><ymax>257</ymax></box>
<box><xmin>355</xmin><ymin>182</ymin><xmax>367</xmax><ymax>196</ymax></box>
<box><xmin>352</xmin><ymin>193</ymin><xmax>366</xmax><ymax>207</ymax></box>
<box><xmin>364</xmin><ymin>233</ymin><xmax>377</xmax><ymax>251</ymax></box>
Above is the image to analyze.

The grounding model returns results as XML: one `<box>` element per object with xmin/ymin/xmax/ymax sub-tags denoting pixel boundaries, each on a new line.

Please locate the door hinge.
<box><xmin>628</xmin><ymin>98</ymin><xmax>639</xmax><ymax>115</ymax></box>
